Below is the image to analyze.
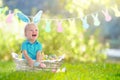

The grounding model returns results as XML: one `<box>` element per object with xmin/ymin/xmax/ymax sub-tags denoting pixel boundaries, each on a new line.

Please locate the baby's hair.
<box><xmin>24</xmin><ymin>23</ymin><xmax>37</xmax><ymax>32</ymax></box>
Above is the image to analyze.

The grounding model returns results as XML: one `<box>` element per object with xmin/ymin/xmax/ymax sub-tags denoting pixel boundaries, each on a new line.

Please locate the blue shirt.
<box><xmin>21</xmin><ymin>40</ymin><xmax>42</xmax><ymax>60</ymax></box>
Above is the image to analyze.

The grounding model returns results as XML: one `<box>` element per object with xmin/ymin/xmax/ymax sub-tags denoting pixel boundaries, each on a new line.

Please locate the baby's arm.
<box><xmin>22</xmin><ymin>50</ymin><xmax>34</xmax><ymax>67</ymax></box>
<box><xmin>36</xmin><ymin>51</ymin><xmax>43</xmax><ymax>62</ymax></box>
<box><xmin>36</xmin><ymin>51</ymin><xmax>46</xmax><ymax>68</ymax></box>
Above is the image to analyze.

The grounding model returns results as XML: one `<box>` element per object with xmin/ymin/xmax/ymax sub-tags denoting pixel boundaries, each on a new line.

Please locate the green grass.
<box><xmin>0</xmin><ymin>61</ymin><xmax>120</xmax><ymax>80</ymax></box>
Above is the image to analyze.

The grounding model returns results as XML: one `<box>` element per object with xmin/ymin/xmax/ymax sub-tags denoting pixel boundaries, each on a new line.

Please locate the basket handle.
<box><xmin>58</xmin><ymin>55</ymin><xmax>65</xmax><ymax>61</ymax></box>
<box><xmin>11</xmin><ymin>52</ymin><xmax>19</xmax><ymax>59</ymax></box>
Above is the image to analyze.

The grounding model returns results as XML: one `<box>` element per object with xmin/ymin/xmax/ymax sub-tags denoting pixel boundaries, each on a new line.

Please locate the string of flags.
<box><xmin>2</xmin><ymin>5</ymin><xmax>120</xmax><ymax>33</ymax></box>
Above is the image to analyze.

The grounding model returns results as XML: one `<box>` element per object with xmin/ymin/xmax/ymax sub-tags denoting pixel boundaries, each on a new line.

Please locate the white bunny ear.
<box><xmin>33</xmin><ymin>10</ymin><xmax>43</xmax><ymax>24</ymax></box>
<box><xmin>17</xmin><ymin>12</ymin><xmax>30</xmax><ymax>23</ymax></box>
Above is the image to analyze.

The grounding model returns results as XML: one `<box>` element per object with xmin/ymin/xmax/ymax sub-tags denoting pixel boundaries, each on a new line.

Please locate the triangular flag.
<box><xmin>102</xmin><ymin>9</ymin><xmax>112</xmax><ymax>22</ymax></box>
<box><xmin>6</xmin><ymin>10</ymin><xmax>14</xmax><ymax>23</ymax></box>
<box><xmin>45</xmin><ymin>20</ymin><xmax>51</xmax><ymax>32</ymax></box>
<box><xmin>111</xmin><ymin>5</ymin><xmax>120</xmax><ymax>17</ymax></box>
<box><xmin>68</xmin><ymin>19</ymin><xmax>77</xmax><ymax>34</ymax></box>
<box><xmin>57</xmin><ymin>21</ymin><xmax>63</xmax><ymax>32</ymax></box>
<box><xmin>92</xmin><ymin>13</ymin><xmax>100</xmax><ymax>26</ymax></box>
<box><xmin>81</xmin><ymin>16</ymin><xmax>89</xmax><ymax>29</ymax></box>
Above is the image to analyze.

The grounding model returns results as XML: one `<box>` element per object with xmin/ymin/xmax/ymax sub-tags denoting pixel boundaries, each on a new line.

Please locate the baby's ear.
<box><xmin>33</xmin><ymin>10</ymin><xmax>43</xmax><ymax>24</ymax></box>
<box><xmin>17</xmin><ymin>12</ymin><xmax>30</xmax><ymax>23</ymax></box>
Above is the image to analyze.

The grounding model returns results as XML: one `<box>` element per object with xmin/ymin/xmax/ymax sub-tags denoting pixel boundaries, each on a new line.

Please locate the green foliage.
<box><xmin>0</xmin><ymin>7</ymin><xmax>24</xmax><ymax>61</ymax></box>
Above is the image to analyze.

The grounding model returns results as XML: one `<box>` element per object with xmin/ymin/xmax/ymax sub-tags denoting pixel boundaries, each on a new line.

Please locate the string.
<box><xmin>40</xmin><ymin>9</ymin><xmax>103</xmax><ymax>21</ymax></box>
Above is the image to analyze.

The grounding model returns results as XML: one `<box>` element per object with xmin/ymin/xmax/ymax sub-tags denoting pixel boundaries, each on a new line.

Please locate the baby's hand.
<box><xmin>28</xmin><ymin>59</ymin><xmax>34</xmax><ymax>67</ymax></box>
<box><xmin>41</xmin><ymin>52</ymin><xmax>44</xmax><ymax>60</ymax></box>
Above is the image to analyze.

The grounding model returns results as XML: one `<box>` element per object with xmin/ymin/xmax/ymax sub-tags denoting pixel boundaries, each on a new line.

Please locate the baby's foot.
<box><xmin>34</xmin><ymin>62</ymin><xmax>40</xmax><ymax>66</ymax></box>
<box><xmin>40</xmin><ymin>63</ymin><xmax>46</xmax><ymax>68</ymax></box>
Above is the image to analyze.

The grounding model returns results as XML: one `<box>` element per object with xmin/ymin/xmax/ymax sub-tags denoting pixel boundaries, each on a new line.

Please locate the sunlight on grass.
<box><xmin>0</xmin><ymin>61</ymin><xmax>120</xmax><ymax>80</ymax></box>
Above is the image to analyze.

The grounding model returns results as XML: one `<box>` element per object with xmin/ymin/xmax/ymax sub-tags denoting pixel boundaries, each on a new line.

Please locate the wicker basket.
<box><xmin>11</xmin><ymin>53</ymin><xmax>64</xmax><ymax>71</ymax></box>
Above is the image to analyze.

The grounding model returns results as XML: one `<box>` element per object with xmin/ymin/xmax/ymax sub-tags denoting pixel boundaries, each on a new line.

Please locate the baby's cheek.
<box><xmin>36</xmin><ymin>32</ymin><xmax>38</xmax><ymax>35</ymax></box>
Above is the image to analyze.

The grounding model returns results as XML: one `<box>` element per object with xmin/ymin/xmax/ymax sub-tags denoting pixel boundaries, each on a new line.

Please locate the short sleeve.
<box><xmin>21</xmin><ymin>42</ymin><xmax>27</xmax><ymax>51</ymax></box>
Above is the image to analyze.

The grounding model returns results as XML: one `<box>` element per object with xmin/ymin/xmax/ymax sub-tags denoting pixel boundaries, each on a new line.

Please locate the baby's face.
<box><xmin>25</xmin><ymin>24</ymin><xmax>38</xmax><ymax>42</ymax></box>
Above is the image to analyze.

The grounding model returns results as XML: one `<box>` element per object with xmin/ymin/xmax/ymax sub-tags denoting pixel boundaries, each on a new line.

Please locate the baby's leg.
<box><xmin>39</xmin><ymin>62</ymin><xmax>46</xmax><ymax>68</ymax></box>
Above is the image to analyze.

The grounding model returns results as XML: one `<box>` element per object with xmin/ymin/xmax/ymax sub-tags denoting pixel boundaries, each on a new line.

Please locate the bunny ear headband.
<box><xmin>17</xmin><ymin>10</ymin><xmax>43</xmax><ymax>24</ymax></box>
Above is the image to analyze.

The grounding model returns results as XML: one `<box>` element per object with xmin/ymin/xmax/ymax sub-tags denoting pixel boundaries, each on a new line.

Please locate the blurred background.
<box><xmin>0</xmin><ymin>0</ymin><xmax>120</xmax><ymax>62</ymax></box>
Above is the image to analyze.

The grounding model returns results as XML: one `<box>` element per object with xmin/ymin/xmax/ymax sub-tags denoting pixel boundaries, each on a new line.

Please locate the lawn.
<box><xmin>0</xmin><ymin>61</ymin><xmax>120</xmax><ymax>80</ymax></box>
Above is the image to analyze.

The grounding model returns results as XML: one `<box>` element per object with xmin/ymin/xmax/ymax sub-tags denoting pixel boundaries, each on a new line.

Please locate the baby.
<box><xmin>21</xmin><ymin>23</ymin><xmax>46</xmax><ymax>68</ymax></box>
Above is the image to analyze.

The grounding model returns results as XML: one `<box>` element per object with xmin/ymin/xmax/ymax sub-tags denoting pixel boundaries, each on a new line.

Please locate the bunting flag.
<box><xmin>3</xmin><ymin>5</ymin><xmax>120</xmax><ymax>32</ymax></box>
<box><xmin>92</xmin><ymin>13</ymin><xmax>100</xmax><ymax>26</ymax></box>
<box><xmin>111</xmin><ymin>5</ymin><xmax>120</xmax><ymax>17</ymax></box>
<box><xmin>102</xmin><ymin>9</ymin><xmax>112</xmax><ymax>22</ymax></box>
<box><xmin>81</xmin><ymin>16</ymin><xmax>89</xmax><ymax>29</ymax></box>
<box><xmin>6</xmin><ymin>10</ymin><xmax>14</xmax><ymax>23</ymax></box>
<box><xmin>45</xmin><ymin>20</ymin><xmax>51</xmax><ymax>32</ymax></box>
<box><xmin>68</xmin><ymin>19</ymin><xmax>77</xmax><ymax>34</ymax></box>
<box><xmin>57</xmin><ymin>21</ymin><xmax>63</xmax><ymax>32</ymax></box>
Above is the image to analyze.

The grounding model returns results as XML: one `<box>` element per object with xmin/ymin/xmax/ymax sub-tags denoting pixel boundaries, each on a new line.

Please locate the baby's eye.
<box><xmin>30</xmin><ymin>30</ymin><xmax>33</xmax><ymax>31</ymax></box>
<box><xmin>35</xmin><ymin>29</ymin><xmax>38</xmax><ymax>31</ymax></box>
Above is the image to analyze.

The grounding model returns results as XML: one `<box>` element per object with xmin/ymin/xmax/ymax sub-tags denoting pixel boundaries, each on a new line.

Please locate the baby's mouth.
<box><xmin>32</xmin><ymin>34</ymin><xmax>37</xmax><ymax>37</ymax></box>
